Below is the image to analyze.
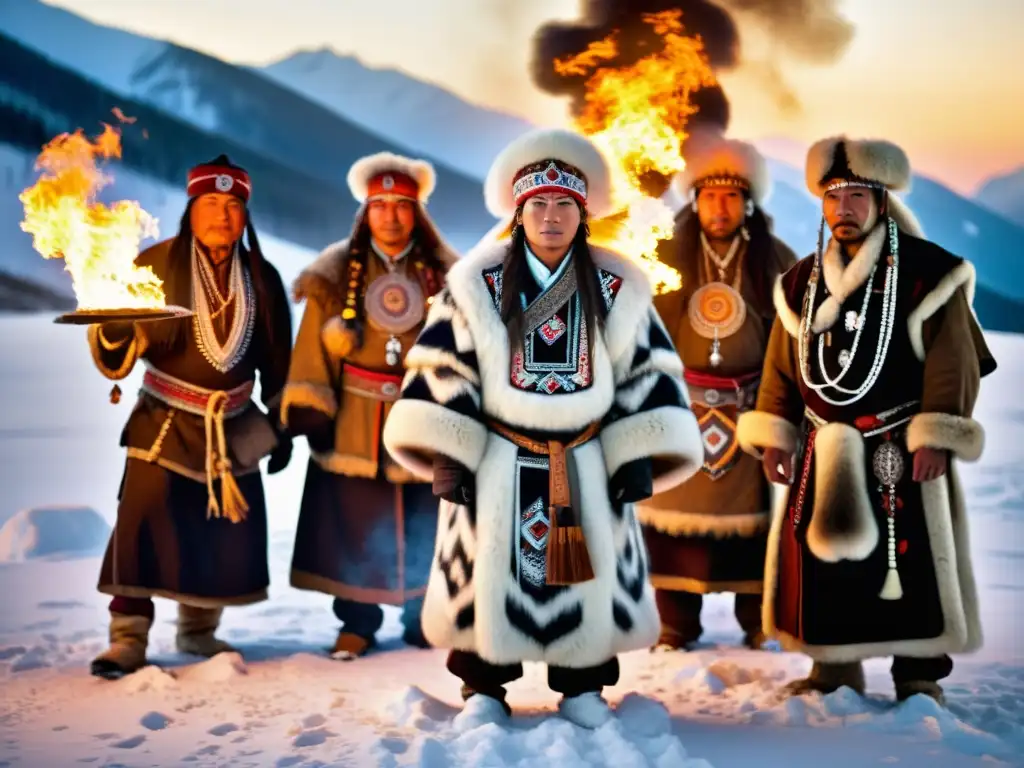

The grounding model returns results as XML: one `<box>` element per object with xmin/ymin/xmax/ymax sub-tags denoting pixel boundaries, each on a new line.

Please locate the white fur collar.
<box><xmin>812</xmin><ymin>222</ymin><xmax>887</xmax><ymax>334</ymax></box>
<box><xmin>443</xmin><ymin>238</ymin><xmax>654</xmax><ymax>431</ymax></box>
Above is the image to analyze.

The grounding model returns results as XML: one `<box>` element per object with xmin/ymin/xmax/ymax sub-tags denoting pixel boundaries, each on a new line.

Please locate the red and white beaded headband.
<box><xmin>513</xmin><ymin>161</ymin><xmax>588</xmax><ymax>207</ymax></box>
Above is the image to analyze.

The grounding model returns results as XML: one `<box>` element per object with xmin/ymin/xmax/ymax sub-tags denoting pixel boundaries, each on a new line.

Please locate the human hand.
<box><xmin>267</xmin><ymin>438</ymin><xmax>292</xmax><ymax>474</ymax></box>
<box><xmin>763</xmin><ymin>447</ymin><xmax>794</xmax><ymax>484</ymax></box>
<box><xmin>912</xmin><ymin>446</ymin><xmax>948</xmax><ymax>482</ymax></box>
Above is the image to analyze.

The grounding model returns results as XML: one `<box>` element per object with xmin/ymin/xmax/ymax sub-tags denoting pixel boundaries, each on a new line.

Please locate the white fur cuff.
<box><xmin>601</xmin><ymin>406</ymin><xmax>704</xmax><ymax>495</ymax></box>
<box><xmin>906</xmin><ymin>413</ymin><xmax>985</xmax><ymax>462</ymax></box>
<box><xmin>382</xmin><ymin>399</ymin><xmax>488</xmax><ymax>481</ymax></box>
<box><xmin>737</xmin><ymin>411</ymin><xmax>800</xmax><ymax>459</ymax></box>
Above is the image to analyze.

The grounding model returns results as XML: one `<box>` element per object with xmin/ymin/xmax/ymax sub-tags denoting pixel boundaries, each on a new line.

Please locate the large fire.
<box><xmin>555</xmin><ymin>9</ymin><xmax>717</xmax><ymax>294</ymax></box>
<box><xmin>19</xmin><ymin>124</ymin><xmax>164</xmax><ymax>309</ymax></box>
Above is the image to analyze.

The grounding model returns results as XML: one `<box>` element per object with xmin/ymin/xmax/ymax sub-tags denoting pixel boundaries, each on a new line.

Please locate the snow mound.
<box><xmin>0</xmin><ymin>506</ymin><xmax>110</xmax><ymax>562</ymax></box>
<box><xmin>379</xmin><ymin>686</ymin><xmax>714</xmax><ymax>767</ymax></box>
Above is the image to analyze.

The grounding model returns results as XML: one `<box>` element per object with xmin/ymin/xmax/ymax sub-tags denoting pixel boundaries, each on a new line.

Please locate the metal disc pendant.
<box><xmin>872</xmin><ymin>441</ymin><xmax>905</xmax><ymax>486</ymax></box>
<box><xmin>365</xmin><ymin>273</ymin><xmax>425</xmax><ymax>335</ymax></box>
<box><xmin>845</xmin><ymin>310</ymin><xmax>860</xmax><ymax>332</ymax></box>
<box><xmin>838</xmin><ymin>349</ymin><xmax>851</xmax><ymax>368</ymax></box>
<box><xmin>688</xmin><ymin>281</ymin><xmax>746</xmax><ymax>341</ymax></box>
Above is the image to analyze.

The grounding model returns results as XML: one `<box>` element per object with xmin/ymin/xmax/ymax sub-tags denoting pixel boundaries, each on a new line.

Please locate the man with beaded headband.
<box><xmin>381</xmin><ymin>128</ymin><xmax>704</xmax><ymax>728</ymax></box>
<box><xmin>85</xmin><ymin>154</ymin><xmax>294</xmax><ymax>679</ymax></box>
<box><xmin>281</xmin><ymin>152</ymin><xmax>458</xmax><ymax>659</ymax></box>
<box><xmin>736</xmin><ymin>136</ymin><xmax>996</xmax><ymax>704</ymax></box>
<box><xmin>639</xmin><ymin>131</ymin><xmax>798</xmax><ymax>652</ymax></box>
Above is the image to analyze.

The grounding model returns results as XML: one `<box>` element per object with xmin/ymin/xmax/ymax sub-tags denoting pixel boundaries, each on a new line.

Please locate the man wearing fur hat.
<box><xmin>639</xmin><ymin>133</ymin><xmax>798</xmax><ymax>652</ymax></box>
<box><xmin>736</xmin><ymin>136</ymin><xmax>996</xmax><ymax>704</ymax></box>
<box><xmin>86</xmin><ymin>155</ymin><xmax>294</xmax><ymax>679</ymax></box>
<box><xmin>281</xmin><ymin>152</ymin><xmax>458</xmax><ymax>659</ymax></box>
<box><xmin>382</xmin><ymin>128</ymin><xmax>704</xmax><ymax>728</ymax></box>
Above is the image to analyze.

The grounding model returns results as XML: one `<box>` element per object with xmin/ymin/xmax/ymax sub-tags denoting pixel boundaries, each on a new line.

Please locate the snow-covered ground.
<box><xmin>0</xmin><ymin>244</ymin><xmax>1021</xmax><ymax>765</ymax></box>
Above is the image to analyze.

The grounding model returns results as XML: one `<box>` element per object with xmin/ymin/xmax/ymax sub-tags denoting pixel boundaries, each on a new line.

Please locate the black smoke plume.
<box><xmin>531</xmin><ymin>0</ymin><xmax>853</xmax><ymax>194</ymax></box>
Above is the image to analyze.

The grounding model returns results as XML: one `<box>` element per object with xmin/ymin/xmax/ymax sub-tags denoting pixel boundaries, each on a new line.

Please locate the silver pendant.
<box><xmin>838</xmin><ymin>348</ymin><xmax>851</xmax><ymax>368</ymax></box>
<box><xmin>385</xmin><ymin>335</ymin><xmax>402</xmax><ymax>367</ymax></box>
<box><xmin>872</xmin><ymin>441</ymin><xmax>905</xmax><ymax>486</ymax></box>
<box><xmin>709</xmin><ymin>336</ymin><xmax>722</xmax><ymax>368</ymax></box>
<box><xmin>845</xmin><ymin>310</ymin><xmax>860</xmax><ymax>332</ymax></box>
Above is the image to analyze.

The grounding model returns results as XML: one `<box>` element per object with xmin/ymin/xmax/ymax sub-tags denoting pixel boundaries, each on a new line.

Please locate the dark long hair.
<box><xmin>500</xmin><ymin>202</ymin><xmax>608</xmax><ymax>356</ymax></box>
<box><xmin>673</xmin><ymin>203</ymin><xmax>779</xmax><ymax>314</ymax></box>
<box><xmin>162</xmin><ymin>198</ymin><xmax>285</xmax><ymax>355</ymax></box>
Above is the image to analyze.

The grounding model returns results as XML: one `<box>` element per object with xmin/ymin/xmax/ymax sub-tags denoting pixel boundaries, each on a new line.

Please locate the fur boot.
<box><xmin>784</xmin><ymin>661</ymin><xmax>866</xmax><ymax>696</ymax></box>
<box><xmin>176</xmin><ymin>604</ymin><xmax>236</xmax><ymax>657</ymax></box>
<box><xmin>90</xmin><ymin>612</ymin><xmax>152</xmax><ymax>679</ymax></box>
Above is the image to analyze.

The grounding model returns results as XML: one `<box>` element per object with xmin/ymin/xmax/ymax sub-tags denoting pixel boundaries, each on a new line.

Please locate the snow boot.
<box><xmin>90</xmin><ymin>612</ymin><xmax>152</xmax><ymax>680</ymax></box>
<box><xmin>784</xmin><ymin>661</ymin><xmax>866</xmax><ymax>696</ymax></box>
<box><xmin>175</xmin><ymin>604</ymin><xmax>236</xmax><ymax>657</ymax></box>
<box><xmin>558</xmin><ymin>691</ymin><xmax>613</xmax><ymax>728</ymax></box>
<box><xmin>330</xmin><ymin>631</ymin><xmax>376</xmax><ymax>661</ymax></box>
<box><xmin>453</xmin><ymin>691</ymin><xmax>510</xmax><ymax>731</ymax></box>
<box><xmin>896</xmin><ymin>680</ymin><xmax>947</xmax><ymax>707</ymax></box>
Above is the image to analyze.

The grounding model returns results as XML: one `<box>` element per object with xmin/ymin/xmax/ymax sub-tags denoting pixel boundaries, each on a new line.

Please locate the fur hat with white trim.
<box><xmin>672</xmin><ymin>131</ymin><xmax>772</xmax><ymax>208</ymax></box>
<box><xmin>806</xmin><ymin>136</ymin><xmax>923</xmax><ymax>237</ymax></box>
<box><xmin>483</xmin><ymin>128</ymin><xmax>615</xmax><ymax>222</ymax></box>
<box><xmin>347</xmin><ymin>151</ymin><xmax>437</xmax><ymax>204</ymax></box>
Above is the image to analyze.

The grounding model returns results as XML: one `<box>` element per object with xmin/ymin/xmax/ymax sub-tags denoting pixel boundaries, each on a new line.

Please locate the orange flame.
<box><xmin>19</xmin><ymin>124</ymin><xmax>164</xmax><ymax>309</ymax></box>
<box><xmin>555</xmin><ymin>9</ymin><xmax>717</xmax><ymax>294</ymax></box>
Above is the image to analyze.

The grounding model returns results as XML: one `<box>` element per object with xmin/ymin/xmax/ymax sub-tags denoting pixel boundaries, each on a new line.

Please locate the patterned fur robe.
<box><xmin>382</xmin><ymin>239</ymin><xmax>704</xmax><ymax>668</ymax></box>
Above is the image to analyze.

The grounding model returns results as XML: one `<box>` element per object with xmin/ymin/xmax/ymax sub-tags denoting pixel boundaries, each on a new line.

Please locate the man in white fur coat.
<box><xmin>382</xmin><ymin>128</ymin><xmax>704</xmax><ymax>728</ymax></box>
<box><xmin>736</xmin><ymin>136</ymin><xmax>996</xmax><ymax>705</ymax></box>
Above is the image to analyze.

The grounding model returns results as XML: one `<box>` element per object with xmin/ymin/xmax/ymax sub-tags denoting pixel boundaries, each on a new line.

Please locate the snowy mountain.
<box><xmin>0</xmin><ymin>0</ymin><xmax>165</xmax><ymax>94</ymax></box>
<box><xmin>1</xmin><ymin>2</ymin><xmax>493</xmax><ymax>249</ymax></box>
<box><xmin>975</xmin><ymin>166</ymin><xmax>1024</xmax><ymax>227</ymax></box>
<box><xmin>260</xmin><ymin>47</ymin><xmax>537</xmax><ymax>180</ymax></box>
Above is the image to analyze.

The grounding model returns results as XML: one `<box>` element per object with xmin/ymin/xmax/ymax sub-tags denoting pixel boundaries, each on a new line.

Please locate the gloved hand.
<box><xmin>608</xmin><ymin>458</ymin><xmax>654</xmax><ymax>503</ymax></box>
<box><xmin>267</xmin><ymin>437</ymin><xmax>293</xmax><ymax>475</ymax></box>
<box><xmin>433</xmin><ymin>453</ymin><xmax>474</xmax><ymax>505</ymax></box>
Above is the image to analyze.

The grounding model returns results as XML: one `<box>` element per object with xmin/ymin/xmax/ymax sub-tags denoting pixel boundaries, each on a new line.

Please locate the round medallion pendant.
<box><xmin>365</xmin><ymin>273</ymin><xmax>425</xmax><ymax>335</ymax></box>
<box><xmin>872</xmin><ymin>441</ymin><xmax>905</xmax><ymax>486</ymax></box>
<box><xmin>688</xmin><ymin>282</ymin><xmax>747</xmax><ymax>340</ymax></box>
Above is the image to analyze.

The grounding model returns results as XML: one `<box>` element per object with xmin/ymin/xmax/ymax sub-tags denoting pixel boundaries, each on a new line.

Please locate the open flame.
<box><xmin>19</xmin><ymin>124</ymin><xmax>164</xmax><ymax>309</ymax></box>
<box><xmin>555</xmin><ymin>9</ymin><xmax>717</xmax><ymax>294</ymax></box>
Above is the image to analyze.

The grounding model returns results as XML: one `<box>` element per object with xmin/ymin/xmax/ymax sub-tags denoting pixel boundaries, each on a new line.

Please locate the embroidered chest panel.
<box><xmin>482</xmin><ymin>264</ymin><xmax>623</xmax><ymax>395</ymax></box>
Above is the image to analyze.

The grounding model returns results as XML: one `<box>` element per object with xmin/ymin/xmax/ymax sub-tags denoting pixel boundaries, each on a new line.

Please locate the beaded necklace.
<box><xmin>798</xmin><ymin>218</ymin><xmax>899</xmax><ymax>405</ymax></box>
<box><xmin>191</xmin><ymin>239</ymin><xmax>255</xmax><ymax>373</ymax></box>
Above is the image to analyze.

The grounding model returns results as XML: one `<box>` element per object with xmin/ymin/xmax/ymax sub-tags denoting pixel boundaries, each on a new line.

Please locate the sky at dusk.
<box><xmin>43</xmin><ymin>0</ymin><xmax>1024</xmax><ymax>195</ymax></box>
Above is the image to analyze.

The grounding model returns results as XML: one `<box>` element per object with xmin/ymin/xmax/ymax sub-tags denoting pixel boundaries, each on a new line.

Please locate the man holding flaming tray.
<box><xmin>85</xmin><ymin>155</ymin><xmax>294</xmax><ymax>680</ymax></box>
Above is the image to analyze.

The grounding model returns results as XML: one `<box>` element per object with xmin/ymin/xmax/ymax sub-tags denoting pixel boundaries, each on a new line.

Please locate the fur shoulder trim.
<box><xmin>907</xmin><ymin>256</ymin><xmax>977</xmax><ymax>361</ymax></box>
<box><xmin>347</xmin><ymin>152</ymin><xmax>436</xmax><ymax>203</ymax></box>
<box><xmin>806</xmin><ymin>135</ymin><xmax>911</xmax><ymax>198</ymax></box>
<box><xmin>484</xmin><ymin>128</ymin><xmax>615</xmax><ymax>220</ymax></box>
<box><xmin>445</xmin><ymin>238</ymin><xmax>654</xmax><ymax>367</ymax></box>
<box><xmin>292</xmin><ymin>239</ymin><xmax>350</xmax><ymax>302</ymax></box>
<box><xmin>773</xmin><ymin>257</ymin><xmax>813</xmax><ymax>337</ymax></box>
<box><xmin>672</xmin><ymin>133</ymin><xmax>772</xmax><ymax>206</ymax></box>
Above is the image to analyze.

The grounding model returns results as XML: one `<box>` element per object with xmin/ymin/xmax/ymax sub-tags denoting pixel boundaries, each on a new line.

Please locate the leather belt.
<box><xmin>684</xmin><ymin>369</ymin><xmax>760</xmax><ymax>409</ymax></box>
<box><xmin>342</xmin><ymin>363</ymin><xmax>403</xmax><ymax>402</ymax></box>
<box><xmin>487</xmin><ymin>420</ymin><xmax>600</xmax><ymax>508</ymax></box>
